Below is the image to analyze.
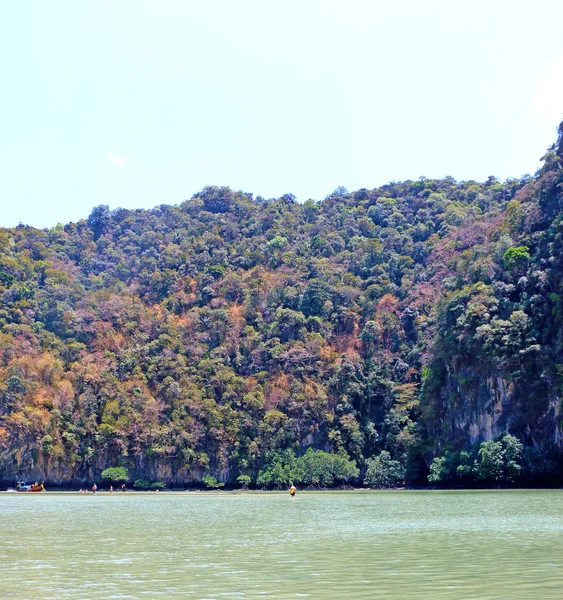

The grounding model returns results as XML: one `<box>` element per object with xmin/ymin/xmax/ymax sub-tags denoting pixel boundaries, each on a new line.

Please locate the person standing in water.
<box><xmin>289</xmin><ymin>484</ymin><xmax>296</xmax><ymax>498</ymax></box>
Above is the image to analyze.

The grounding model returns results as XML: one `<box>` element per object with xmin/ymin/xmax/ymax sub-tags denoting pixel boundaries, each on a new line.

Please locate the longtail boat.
<box><xmin>16</xmin><ymin>482</ymin><xmax>45</xmax><ymax>492</ymax></box>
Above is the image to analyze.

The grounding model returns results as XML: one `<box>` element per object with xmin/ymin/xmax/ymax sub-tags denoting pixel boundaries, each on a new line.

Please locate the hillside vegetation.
<box><xmin>1</xmin><ymin>122</ymin><xmax>563</xmax><ymax>488</ymax></box>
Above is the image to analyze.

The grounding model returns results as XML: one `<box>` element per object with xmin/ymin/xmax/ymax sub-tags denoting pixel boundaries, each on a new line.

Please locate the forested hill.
<box><xmin>1</xmin><ymin>122</ymin><xmax>563</xmax><ymax>489</ymax></box>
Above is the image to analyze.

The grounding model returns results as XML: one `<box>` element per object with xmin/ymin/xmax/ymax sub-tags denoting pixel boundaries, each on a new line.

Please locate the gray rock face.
<box><xmin>427</xmin><ymin>366</ymin><xmax>562</xmax><ymax>452</ymax></box>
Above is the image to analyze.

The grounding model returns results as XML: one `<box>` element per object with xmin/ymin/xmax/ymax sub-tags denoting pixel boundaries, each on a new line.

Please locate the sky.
<box><xmin>1</xmin><ymin>0</ymin><xmax>563</xmax><ymax>229</ymax></box>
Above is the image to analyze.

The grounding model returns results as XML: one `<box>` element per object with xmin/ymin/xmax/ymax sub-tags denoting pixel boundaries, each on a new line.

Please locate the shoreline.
<box><xmin>2</xmin><ymin>487</ymin><xmax>562</xmax><ymax>495</ymax></box>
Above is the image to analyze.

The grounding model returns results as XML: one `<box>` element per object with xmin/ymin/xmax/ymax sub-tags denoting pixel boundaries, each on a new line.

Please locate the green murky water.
<box><xmin>0</xmin><ymin>490</ymin><xmax>562</xmax><ymax>599</ymax></box>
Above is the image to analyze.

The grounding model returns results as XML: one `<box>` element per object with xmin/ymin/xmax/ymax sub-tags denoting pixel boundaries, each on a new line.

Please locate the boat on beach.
<box><xmin>15</xmin><ymin>481</ymin><xmax>45</xmax><ymax>492</ymax></box>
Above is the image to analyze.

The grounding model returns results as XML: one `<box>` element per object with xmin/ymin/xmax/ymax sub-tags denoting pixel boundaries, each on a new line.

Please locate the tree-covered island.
<box><xmin>1</xmin><ymin>121</ymin><xmax>563</xmax><ymax>490</ymax></box>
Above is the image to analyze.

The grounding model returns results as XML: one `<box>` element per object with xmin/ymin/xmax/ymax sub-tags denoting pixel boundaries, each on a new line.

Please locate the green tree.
<box><xmin>503</xmin><ymin>245</ymin><xmax>530</xmax><ymax>270</ymax></box>
<box><xmin>256</xmin><ymin>450</ymin><xmax>299</xmax><ymax>489</ymax></box>
<box><xmin>364</xmin><ymin>451</ymin><xmax>404</xmax><ymax>488</ymax></box>
<box><xmin>477</xmin><ymin>440</ymin><xmax>505</xmax><ymax>480</ymax></box>
<box><xmin>101</xmin><ymin>466</ymin><xmax>129</xmax><ymax>483</ymax></box>
<box><xmin>499</xmin><ymin>434</ymin><xmax>523</xmax><ymax>481</ymax></box>
<box><xmin>202</xmin><ymin>475</ymin><xmax>225</xmax><ymax>489</ymax></box>
<box><xmin>237</xmin><ymin>475</ymin><xmax>251</xmax><ymax>489</ymax></box>
<box><xmin>477</xmin><ymin>434</ymin><xmax>523</xmax><ymax>482</ymax></box>
<box><xmin>87</xmin><ymin>204</ymin><xmax>111</xmax><ymax>239</ymax></box>
<box><xmin>297</xmin><ymin>448</ymin><xmax>359</xmax><ymax>487</ymax></box>
<box><xmin>427</xmin><ymin>455</ymin><xmax>448</xmax><ymax>484</ymax></box>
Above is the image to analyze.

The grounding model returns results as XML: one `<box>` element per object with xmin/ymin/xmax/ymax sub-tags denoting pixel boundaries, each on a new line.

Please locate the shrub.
<box><xmin>101</xmin><ymin>466</ymin><xmax>129</xmax><ymax>483</ymax></box>
<box><xmin>237</xmin><ymin>475</ymin><xmax>251</xmax><ymax>489</ymax></box>
<box><xmin>202</xmin><ymin>475</ymin><xmax>224</xmax><ymax>489</ymax></box>
<box><xmin>133</xmin><ymin>479</ymin><xmax>166</xmax><ymax>490</ymax></box>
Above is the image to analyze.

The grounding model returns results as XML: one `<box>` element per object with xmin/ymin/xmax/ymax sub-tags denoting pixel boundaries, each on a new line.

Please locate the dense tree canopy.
<box><xmin>1</xmin><ymin>121</ymin><xmax>563</xmax><ymax>488</ymax></box>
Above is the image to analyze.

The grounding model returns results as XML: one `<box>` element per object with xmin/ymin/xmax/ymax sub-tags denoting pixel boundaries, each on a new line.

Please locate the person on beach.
<box><xmin>92</xmin><ymin>483</ymin><xmax>97</xmax><ymax>494</ymax></box>
<box><xmin>289</xmin><ymin>484</ymin><xmax>296</xmax><ymax>498</ymax></box>
<box><xmin>109</xmin><ymin>485</ymin><xmax>113</xmax><ymax>494</ymax></box>
<box><xmin>121</xmin><ymin>483</ymin><xmax>126</xmax><ymax>492</ymax></box>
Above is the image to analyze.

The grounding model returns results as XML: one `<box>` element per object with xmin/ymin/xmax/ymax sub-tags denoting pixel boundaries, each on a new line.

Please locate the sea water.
<box><xmin>0</xmin><ymin>489</ymin><xmax>562</xmax><ymax>599</ymax></box>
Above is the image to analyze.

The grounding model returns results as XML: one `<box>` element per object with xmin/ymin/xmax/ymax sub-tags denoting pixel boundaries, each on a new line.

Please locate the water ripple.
<box><xmin>0</xmin><ymin>490</ymin><xmax>562</xmax><ymax>599</ymax></box>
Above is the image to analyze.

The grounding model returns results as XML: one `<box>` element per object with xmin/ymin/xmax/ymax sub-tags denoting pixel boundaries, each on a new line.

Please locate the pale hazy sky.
<box><xmin>1</xmin><ymin>0</ymin><xmax>563</xmax><ymax>228</ymax></box>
